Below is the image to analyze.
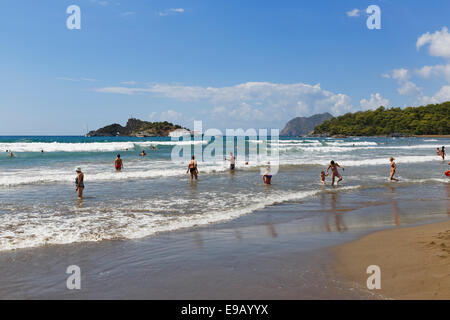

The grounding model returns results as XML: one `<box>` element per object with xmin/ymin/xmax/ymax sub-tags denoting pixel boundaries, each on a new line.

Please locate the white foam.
<box><xmin>0</xmin><ymin>140</ymin><xmax>206</xmax><ymax>153</ymax></box>
<box><xmin>0</xmin><ymin>187</ymin><xmax>366</xmax><ymax>251</ymax></box>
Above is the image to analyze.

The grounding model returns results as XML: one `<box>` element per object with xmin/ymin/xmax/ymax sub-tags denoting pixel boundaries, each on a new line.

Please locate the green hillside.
<box><xmin>313</xmin><ymin>102</ymin><xmax>450</xmax><ymax>136</ymax></box>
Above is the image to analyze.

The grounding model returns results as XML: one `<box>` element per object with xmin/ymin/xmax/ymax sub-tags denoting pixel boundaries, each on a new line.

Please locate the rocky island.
<box><xmin>86</xmin><ymin>118</ymin><xmax>190</xmax><ymax>137</ymax></box>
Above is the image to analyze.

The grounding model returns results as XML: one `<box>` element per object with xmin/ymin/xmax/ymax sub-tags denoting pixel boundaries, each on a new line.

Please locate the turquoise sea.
<box><xmin>0</xmin><ymin>135</ymin><xmax>449</xmax><ymax>252</ymax></box>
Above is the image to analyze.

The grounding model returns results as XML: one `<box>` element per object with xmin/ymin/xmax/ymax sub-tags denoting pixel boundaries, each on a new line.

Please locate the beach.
<box><xmin>334</xmin><ymin>220</ymin><xmax>450</xmax><ymax>300</ymax></box>
<box><xmin>0</xmin><ymin>136</ymin><xmax>449</xmax><ymax>299</ymax></box>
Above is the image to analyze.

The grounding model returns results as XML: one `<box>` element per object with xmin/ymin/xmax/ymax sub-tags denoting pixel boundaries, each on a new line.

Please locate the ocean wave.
<box><xmin>0</xmin><ymin>186</ymin><xmax>363</xmax><ymax>251</ymax></box>
<box><xmin>0</xmin><ymin>140</ymin><xmax>206</xmax><ymax>153</ymax></box>
<box><xmin>0</xmin><ymin>155</ymin><xmax>444</xmax><ymax>187</ymax></box>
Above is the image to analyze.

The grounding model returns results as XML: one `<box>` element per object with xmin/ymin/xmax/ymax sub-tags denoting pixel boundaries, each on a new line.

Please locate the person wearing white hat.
<box><xmin>75</xmin><ymin>167</ymin><xmax>84</xmax><ymax>199</ymax></box>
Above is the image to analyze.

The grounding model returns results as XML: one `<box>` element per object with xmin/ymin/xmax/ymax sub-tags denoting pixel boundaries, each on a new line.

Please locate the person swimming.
<box><xmin>320</xmin><ymin>171</ymin><xmax>328</xmax><ymax>185</ymax></box>
<box><xmin>327</xmin><ymin>160</ymin><xmax>344</xmax><ymax>186</ymax></box>
<box><xmin>262</xmin><ymin>168</ymin><xmax>272</xmax><ymax>185</ymax></box>
<box><xmin>115</xmin><ymin>154</ymin><xmax>123</xmax><ymax>171</ymax></box>
<box><xmin>75</xmin><ymin>167</ymin><xmax>84</xmax><ymax>199</ymax></box>
<box><xmin>389</xmin><ymin>157</ymin><xmax>399</xmax><ymax>181</ymax></box>
<box><xmin>140</xmin><ymin>150</ymin><xmax>147</xmax><ymax>156</ymax></box>
<box><xmin>187</xmin><ymin>155</ymin><xmax>198</xmax><ymax>180</ymax></box>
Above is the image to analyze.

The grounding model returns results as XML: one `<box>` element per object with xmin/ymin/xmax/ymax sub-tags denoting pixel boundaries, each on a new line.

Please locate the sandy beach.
<box><xmin>334</xmin><ymin>220</ymin><xmax>450</xmax><ymax>300</ymax></box>
<box><xmin>0</xmin><ymin>183</ymin><xmax>448</xmax><ymax>299</ymax></box>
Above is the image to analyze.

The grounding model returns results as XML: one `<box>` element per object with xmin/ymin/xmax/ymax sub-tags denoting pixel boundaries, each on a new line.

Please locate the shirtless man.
<box><xmin>187</xmin><ymin>155</ymin><xmax>198</xmax><ymax>180</ymax></box>
<box><xmin>115</xmin><ymin>154</ymin><xmax>123</xmax><ymax>171</ymax></box>
<box><xmin>225</xmin><ymin>152</ymin><xmax>236</xmax><ymax>170</ymax></box>
<box><xmin>327</xmin><ymin>160</ymin><xmax>344</xmax><ymax>186</ymax></box>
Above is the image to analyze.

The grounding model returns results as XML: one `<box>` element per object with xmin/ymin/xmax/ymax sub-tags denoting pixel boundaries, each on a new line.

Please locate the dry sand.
<box><xmin>334</xmin><ymin>220</ymin><xmax>450</xmax><ymax>299</ymax></box>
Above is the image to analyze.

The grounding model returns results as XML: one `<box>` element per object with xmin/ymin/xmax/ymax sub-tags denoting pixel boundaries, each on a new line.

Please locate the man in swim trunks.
<box><xmin>187</xmin><ymin>155</ymin><xmax>198</xmax><ymax>180</ymax></box>
<box><xmin>441</xmin><ymin>146</ymin><xmax>446</xmax><ymax>160</ymax></box>
<box><xmin>262</xmin><ymin>168</ymin><xmax>272</xmax><ymax>185</ymax></box>
<box><xmin>115</xmin><ymin>154</ymin><xmax>123</xmax><ymax>171</ymax></box>
<box><xmin>75</xmin><ymin>167</ymin><xmax>84</xmax><ymax>199</ymax></box>
<box><xmin>225</xmin><ymin>152</ymin><xmax>236</xmax><ymax>170</ymax></box>
<box><xmin>327</xmin><ymin>160</ymin><xmax>344</xmax><ymax>186</ymax></box>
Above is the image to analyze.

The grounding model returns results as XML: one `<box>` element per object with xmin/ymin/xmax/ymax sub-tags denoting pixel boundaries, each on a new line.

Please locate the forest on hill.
<box><xmin>313</xmin><ymin>102</ymin><xmax>450</xmax><ymax>136</ymax></box>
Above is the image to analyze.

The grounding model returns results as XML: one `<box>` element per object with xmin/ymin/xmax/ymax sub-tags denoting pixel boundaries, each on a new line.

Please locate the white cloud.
<box><xmin>161</xmin><ymin>109</ymin><xmax>183</xmax><ymax>121</ymax></box>
<box><xmin>121</xmin><ymin>81</ymin><xmax>137</xmax><ymax>85</ymax></box>
<box><xmin>360</xmin><ymin>93</ymin><xmax>390</xmax><ymax>110</ymax></box>
<box><xmin>417</xmin><ymin>27</ymin><xmax>450</xmax><ymax>59</ymax></box>
<box><xmin>419</xmin><ymin>85</ymin><xmax>450</xmax><ymax>105</ymax></box>
<box><xmin>346</xmin><ymin>9</ymin><xmax>360</xmax><ymax>17</ymax></box>
<box><xmin>416</xmin><ymin>64</ymin><xmax>450</xmax><ymax>82</ymax></box>
<box><xmin>391</xmin><ymin>68</ymin><xmax>410</xmax><ymax>81</ymax></box>
<box><xmin>397</xmin><ymin>81</ymin><xmax>423</xmax><ymax>96</ymax></box>
<box><xmin>159</xmin><ymin>8</ymin><xmax>185</xmax><ymax>16</ymax></box>
<box><xmin>95</xmin><ymin>81</ymin><xmax>363</xmax><ymax>127</ymax></box>
<box><xmin>121</xmin><ymin>11</ymin><xmax>136</xmax><ymax>17</ymax></box>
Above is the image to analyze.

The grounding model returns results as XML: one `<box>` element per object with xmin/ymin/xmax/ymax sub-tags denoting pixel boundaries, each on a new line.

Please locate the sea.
<box><xmin>0</xmin><ymin>135</ymin><xmax>449</xmax><ymax>253</ymax></box>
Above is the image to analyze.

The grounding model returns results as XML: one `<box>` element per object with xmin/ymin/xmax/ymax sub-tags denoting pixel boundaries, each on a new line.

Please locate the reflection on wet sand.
<box><xmin>322</xmin><ymin>192</ymin><xmax>348</xmax><ymax>233</ymax></box>
<box><xmin>193</xmin><ymin>232</ymin><xmax>204</xmax><ymax>249</ymax></box>
<box><xmin>389</xmin><ymin>186</ymin><xmax>401</xmax><ymax>226</ymax></box>
<box><xmin>266</xmin><ymin>223</ymin><xmax>278</xmax><ymax>238</ymax></box>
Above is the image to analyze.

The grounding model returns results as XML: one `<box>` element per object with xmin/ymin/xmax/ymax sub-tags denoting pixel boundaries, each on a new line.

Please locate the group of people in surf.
<box><xmin>437</xmin><ymin>146</ymin><xmax>446</xmax><ymax>160</ymax></box>
<box><xmin>74</xmin><ymin>144</ymin><xmax>449</xmax><ymax>199</ymax></box>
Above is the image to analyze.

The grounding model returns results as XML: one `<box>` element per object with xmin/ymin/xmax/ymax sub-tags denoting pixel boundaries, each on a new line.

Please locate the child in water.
<box><xmin>320</xmin><ymin>171</ymin><xmax>328</xmax><ymax>185</ymax></box>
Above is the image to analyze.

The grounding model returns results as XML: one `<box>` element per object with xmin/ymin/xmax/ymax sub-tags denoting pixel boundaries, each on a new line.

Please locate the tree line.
<box><xmin>313</xmin><ymin>102</ymin><xmax>450</xmax><ymax>136</ymax></box>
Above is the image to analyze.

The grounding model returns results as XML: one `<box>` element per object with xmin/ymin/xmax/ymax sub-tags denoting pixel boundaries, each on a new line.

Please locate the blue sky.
<box><xmin>1</xmin><ymin>0</ymin><xmax>450</xmax><ymax>135</ymax></box>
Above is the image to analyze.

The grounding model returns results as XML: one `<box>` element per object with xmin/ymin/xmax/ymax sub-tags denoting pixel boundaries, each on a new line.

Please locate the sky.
<box><xmin>1</xmin><ymin>0</ymin><xmax>450</xmax><ymax>135</ymax></box>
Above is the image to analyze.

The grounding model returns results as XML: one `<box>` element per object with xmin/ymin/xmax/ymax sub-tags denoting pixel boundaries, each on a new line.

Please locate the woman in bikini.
<box><xmin>187</xmin><ymin>155</ymin><xmax>198</xmax><ymax>180</ymax></box>
<box><xmin>75</xmin><ymin>167</ymin><xmax>84</xmax><ymax>199</ymax></box>
<box><xmin>115</xmin><ymin>154</ymin><xmax>123</xmax><ymax>171</ymax></box>
<box><xmin>327</xmin><ymin>160</ymin><xmax>344</xmax><ymax>186</ymax></box>
<box><xmin>389</xmin><ymin>157</ymin><xmax>399</xmax><ymax>181</ymax></box>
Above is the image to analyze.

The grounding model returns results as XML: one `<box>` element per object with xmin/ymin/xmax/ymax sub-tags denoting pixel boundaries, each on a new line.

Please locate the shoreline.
<box><xmin>0</xmin><ymin>183</ymin><xmax>448</xmax><ymax>299</ymax></box>
<box><xmin>333</xmin><ymin>220</ymin><xmax>450</xmax><ymax>300</ymax></box>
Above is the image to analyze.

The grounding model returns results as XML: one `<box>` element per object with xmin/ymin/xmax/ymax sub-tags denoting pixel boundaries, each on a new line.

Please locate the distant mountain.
<box><xmin>280</xmin><ymin>113</ymin><xmax>334</xmax><ymax>136</ymax></box>
<box><xmin>86</xmin><ymin>118</ymin><xmax>188</xmax><ymax>137</ymax></box>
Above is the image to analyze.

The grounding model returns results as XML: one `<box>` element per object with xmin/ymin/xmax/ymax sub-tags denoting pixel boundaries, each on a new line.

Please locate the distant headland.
<box><xmin>313</xmin><ymin>102</ymin><xmax>450</xmax><ymax>137</ymax></box>
<box><xmin>86</xmin><ymin>118</ymin><xmax>190</xmax><ymax>137</ymax></box>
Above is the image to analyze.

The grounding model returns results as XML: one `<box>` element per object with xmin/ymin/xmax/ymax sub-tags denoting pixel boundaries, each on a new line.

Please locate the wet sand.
<box><xmin>334</xmin><ymin>220</ymin><xmax>450</xmax><ymax>299</ymax></box>
<box><xmin>0</xmin><ymin>184</ymin><xmax>448</xmax><ymax>299</ymax></box>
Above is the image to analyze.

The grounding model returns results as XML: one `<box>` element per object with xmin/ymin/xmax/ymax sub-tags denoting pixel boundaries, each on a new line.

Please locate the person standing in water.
<box><xmin>75</xmin><ymin>167</ymin><xmax>84</xmax><ymax>199</ymax></box>
<box><xmin>262</xmin><ymin>168</ymin><xmax>272</xmax><ymax>185</ymax></box>
<box><xmin>115</xmin><ymin>154</ymin><xmax>123</xmax><ymax>171</ymax></box>
<box><xmin>389</xmin><ymin>157</ymin><xmax>399</xmax><ymax>181</ymax></box>
<box><xmin>225</xmin><ymin>152</ymin><xmax>236</xmax><ymax>170</ymax></box>
<box><xmin>327</xmin><ymin>160</ymin><xmax>344</xmax><ymax>186</ymax></box>
<box><xmin>441</xmin><ymin>146</ymin><xmax>446</xmax><ymax>160</ymax></box>
<box><xmin>187</xmin><ymin>155</ymin><xmax>198</xmax><ymax>180</ymax></box>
